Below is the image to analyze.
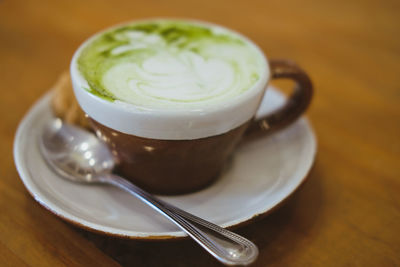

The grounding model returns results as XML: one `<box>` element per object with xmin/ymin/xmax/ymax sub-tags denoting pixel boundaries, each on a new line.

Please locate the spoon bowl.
<box><xmin>40</xmin><ymin>118</ymin><xmax>115</xmax><ymax>182</ymax></box>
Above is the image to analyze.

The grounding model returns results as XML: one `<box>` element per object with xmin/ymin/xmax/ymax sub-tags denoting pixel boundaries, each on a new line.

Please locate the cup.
<box><xmin>70</xmin><ymin>19</ymin><xmax>313</xmax><ymax>195</ymax></box>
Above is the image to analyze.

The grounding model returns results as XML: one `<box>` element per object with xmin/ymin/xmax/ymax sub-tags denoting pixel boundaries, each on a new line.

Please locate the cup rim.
<box><xmin>70</xmin><ymin>18</ymin><xmax>270</xmax><ymax>140</ymax></box>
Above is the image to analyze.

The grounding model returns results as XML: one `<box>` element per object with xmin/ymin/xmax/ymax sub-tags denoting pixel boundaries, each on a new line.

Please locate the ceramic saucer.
<box><xmin>13</xmin><ymin>86</ymin><xmax>316</xmax><ymax>239</ymax></box>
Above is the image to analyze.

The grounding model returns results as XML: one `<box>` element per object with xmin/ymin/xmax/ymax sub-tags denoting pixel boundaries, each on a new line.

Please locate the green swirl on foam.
<box><xmin>77</xmin><ymin>20</ymin><xmax>264</xmax><ymax>107</ymax></box>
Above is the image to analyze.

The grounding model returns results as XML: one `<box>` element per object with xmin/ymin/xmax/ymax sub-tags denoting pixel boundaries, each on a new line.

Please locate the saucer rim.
<box><xmin>14</xmin><ymin>90</ymin><xmax>316</xmax><ymax>240</ymax></box>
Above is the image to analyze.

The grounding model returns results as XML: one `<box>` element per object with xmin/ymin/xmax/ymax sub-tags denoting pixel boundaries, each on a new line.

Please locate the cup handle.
<box><xmin>244</xmin><ymin>59</ymin><xmax>313</xmax><ymax>139</ymax></box>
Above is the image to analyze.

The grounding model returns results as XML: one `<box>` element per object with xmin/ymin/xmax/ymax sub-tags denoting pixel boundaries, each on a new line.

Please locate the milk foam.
<box><xmin>77</xmin><ymin>20</ymin><xmax>265</xmax><ymax>110</ymax></box>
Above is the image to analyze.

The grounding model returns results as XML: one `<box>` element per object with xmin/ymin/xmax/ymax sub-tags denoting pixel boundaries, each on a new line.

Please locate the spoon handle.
<box><xmin>101</xmin><ymin>174</ymin><xmax>258</xmax><ymax>266</ymax></box>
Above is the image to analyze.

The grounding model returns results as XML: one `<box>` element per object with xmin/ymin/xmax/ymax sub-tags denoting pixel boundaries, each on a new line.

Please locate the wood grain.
<box><xmin>1</xmin><ymin>0</ymin><xmax>399</xmax><ymax>266</ymax></box>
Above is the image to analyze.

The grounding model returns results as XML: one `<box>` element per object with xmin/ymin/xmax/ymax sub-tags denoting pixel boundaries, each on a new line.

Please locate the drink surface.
<box><xmin>77</xmin><ymin>20</ymin><xmax>266</xmax><ymax>110</ymax></box>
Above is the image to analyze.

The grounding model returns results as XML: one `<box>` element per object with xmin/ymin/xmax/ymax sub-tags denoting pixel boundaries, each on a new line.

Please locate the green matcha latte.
<box><xmin>76</xmin><ymin>20</ymin><xmax>266</xmax><ymax>110</ymax></box>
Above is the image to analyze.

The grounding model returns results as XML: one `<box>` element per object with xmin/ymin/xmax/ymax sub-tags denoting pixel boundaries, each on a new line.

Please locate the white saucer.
<box><xmin>13</xmin><ymin>87</ymin><xmax>316</xmax><ymax>239</ymax></box>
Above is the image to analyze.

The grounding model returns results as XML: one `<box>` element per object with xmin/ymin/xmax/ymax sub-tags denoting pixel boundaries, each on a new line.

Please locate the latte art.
<box><xmin>77</xmin><ymin>20</ymin><xmax>265</xmax><ymax>110</ymax></box>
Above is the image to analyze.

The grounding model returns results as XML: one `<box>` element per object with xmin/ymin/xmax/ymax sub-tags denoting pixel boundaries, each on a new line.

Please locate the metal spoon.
<box><xmin>39</xmin><ymin>118</ymin><xmax>258</xmax><ymax>266</ymax></box>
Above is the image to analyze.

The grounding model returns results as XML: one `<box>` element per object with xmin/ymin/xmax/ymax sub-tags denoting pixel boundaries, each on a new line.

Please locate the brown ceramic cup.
<box><xmin>71</xmin><ymin>21</ymin><xmax>313</xmax><ymax>195</ymax></box>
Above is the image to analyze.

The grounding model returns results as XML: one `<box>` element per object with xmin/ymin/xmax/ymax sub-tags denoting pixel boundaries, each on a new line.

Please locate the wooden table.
<box><xmin>1</xmin><ymin>0</ymin><xmax>399</xmax><ymax>266</ymax></box>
